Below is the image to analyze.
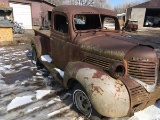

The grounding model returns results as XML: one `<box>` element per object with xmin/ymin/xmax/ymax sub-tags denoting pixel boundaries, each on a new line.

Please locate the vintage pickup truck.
<box><xmin>31</xmin><ymin>5</ymin><xmax>160</xmax><ymax>119</ymax></box>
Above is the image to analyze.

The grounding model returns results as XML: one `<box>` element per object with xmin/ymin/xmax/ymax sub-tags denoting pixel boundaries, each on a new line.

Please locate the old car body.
<box><xmin>31</xmin><ymin>5</ymin><xmax>160</xmax><ymax>118</ymax></box>
<box><xmin>124</xmin><ymin>19</ymin><xmax>138</xmax><ymax>31</ymax></box>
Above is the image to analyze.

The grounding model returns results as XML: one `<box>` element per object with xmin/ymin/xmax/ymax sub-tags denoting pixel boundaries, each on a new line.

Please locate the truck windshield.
<box><xmin>73</xmin><ymin>14</ymin><xmax>116</xmax><ymax>31</ymax></box>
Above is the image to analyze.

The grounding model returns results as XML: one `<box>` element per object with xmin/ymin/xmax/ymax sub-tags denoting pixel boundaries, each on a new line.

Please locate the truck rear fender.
<box><xmin>64</xmin><ymin>61</ymin><xmax>130</xmax><ymax>117</ymax></box>
<box><xmin>32</xmin><ymin>36</ymin><xmax>48</xmax><ymax>57</ymax></box>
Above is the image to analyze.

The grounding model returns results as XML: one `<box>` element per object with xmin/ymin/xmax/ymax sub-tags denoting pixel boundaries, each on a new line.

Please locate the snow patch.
<box><xmin>32</xmin><ymin>60</ymin><xmax>36</xmax><ymax>65</ymax></box>
<box><xmin>0</xmin><ymin>74</ymin><xmax>4</xmax><ymax>78</ymax></box>
<box><xmin>54</xmin><ymin>68</ymin><xmax>64</xmax><ymax>78</ymax></box>
<box><xmin>26</xmin><ymin>97</ymin><xmax>61</xmax><ymax>114</ymax></box>
<box><xmin>0</xmin><ymin>80</ymin><xmax>5</xmax><ymax>84</ymax></box>
<box><xmin>129</xmin><ymin>100</ymin><xmax>160</xmax><ymax>120</ymax></box>
<box><xmin>0</xmin><ymin>47</ymin><xmax>6</xmax><ymax>51</ymax></box>
<box><xmin>46</xmin><ymin>97</ymin><xmax>61</xmax><ymax>105</ymax></box>
<box><xmin>4</xmin><ymin>70</ymin><xmax>19</xmax><ymax>74</ymax></box>
<box><xmin>36</xmin><ymin>72</ymin><xmax>43</xmax><ymax>76</ymax></box>
<box><xmin>0</xmin><ymin>67</ymin><xmax>5</xmax><ymax>71</ymax></box>
<box><xmin>36</xmin><ymin>90</ymin><xmax>52</xmax><ymax>100</ymax></box>
<box><xmin>15</xmin><ymin>63</ymin><xmax>23</xmax><ymax>67</ymax></box>
<box><xmin>4</xmin><ymin>65</ymin><xmax>12</xmax><ymax>69</ymax></box>
<box><xmin>24</xmin><ymin>50</ymin><xmax>29</xmax><ymax>53</ymax></box>
<box><xmin>20</xmin><ymin>66</ymin><xmax>30</xmax><ymax>70</ymax></box>
<box><xmin>41</xmin><ymin>55</ymin><xmax>52</xmax><ymax>63</ymax></box>
<box><xmin>7</xmin><ymin>95</ymin><xmax>34</xmax><ymax>112</ymax></box>
<box><xmin>47</xmin><ymin>104</ymin><xmax>73</xmax><ymax>118</ymax></box>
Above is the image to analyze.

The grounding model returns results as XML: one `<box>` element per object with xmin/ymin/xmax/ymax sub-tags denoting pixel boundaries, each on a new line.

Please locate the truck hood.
<box><xmin>78</xmin><ymin>34</ymin><xmax>138</xmax><ymax>60</ymax></box>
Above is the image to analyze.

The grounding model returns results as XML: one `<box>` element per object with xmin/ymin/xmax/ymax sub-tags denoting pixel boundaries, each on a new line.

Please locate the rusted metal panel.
<box><xmin>125</xmin><ymin>45</ymin><xmax>158</xmax><ymax>92</ymax></box>
<box><xmin>33</xmin><ymin>30</ymin><xmax>51</xmax><ymax>57</ymax></box>
<box><xmin>53</xmin><ymin>5</ymin><xmax>117</xmax><ymax>17</ymax></box>
<box><xmin>79</xmin><ymin>34</ymin><xmax>137</xmax><ymax>61</ymax></box>
<box><xmin>121</xmin><ymin>76</ymin><xmax>160</xmax><ymax>113</ymax></box>
<box><xmin>64</xmin><ymin>61</ymin><xmax>130</xmax><ymax>118</ymax></box>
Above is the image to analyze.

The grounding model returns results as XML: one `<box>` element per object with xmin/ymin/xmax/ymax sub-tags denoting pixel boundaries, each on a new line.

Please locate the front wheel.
<box><xmin>72</xmin><ymin>84</ymin><xmax>100</xmax><ymax>118</ymax></box>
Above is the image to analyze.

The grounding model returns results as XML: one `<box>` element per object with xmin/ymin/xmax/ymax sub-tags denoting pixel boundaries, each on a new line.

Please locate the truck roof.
<box><xmin>53</xmin><ymin>5</ymin><xmax>117</xmax><ymax>17</ymax></box>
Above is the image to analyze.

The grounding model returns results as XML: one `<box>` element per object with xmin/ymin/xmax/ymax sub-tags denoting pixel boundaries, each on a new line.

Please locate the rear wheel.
<box><xmin>72</xmin><ymin>84</ymin><xmax>100</xmax><ymax>118</ymax></box>
<box><xmin>32</xmin><ymin>47</ymin><xmax>41</xmax><ymax>66</ymax></box>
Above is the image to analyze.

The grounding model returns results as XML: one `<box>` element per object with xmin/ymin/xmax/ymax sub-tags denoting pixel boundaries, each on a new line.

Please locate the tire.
<box><xmin>72</xmin><ymin>84</ymin><xmax>100</xmax><ymax>118</ymax></box>
<box><xmin>32</xmin><ymin>47</ymin><xmax>41</xmax><ymax>66</ymax></box>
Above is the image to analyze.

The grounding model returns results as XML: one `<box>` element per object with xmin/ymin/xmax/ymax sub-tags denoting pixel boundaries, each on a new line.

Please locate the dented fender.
<box><xmin>64</xmin><ymin>61</ymin><xmax>130</xmax><ymax>118</ymax></box>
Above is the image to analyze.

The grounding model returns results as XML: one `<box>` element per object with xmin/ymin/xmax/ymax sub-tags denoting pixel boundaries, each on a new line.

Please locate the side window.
<box><xmin>103</xmin><ymin>17</ymin><xmax>115</xmax><ymax>30</ymax></box>
<box><xmin>54</xmin><ymin>14</ymin><xmax>68</xmax><ymax>33</ymax></box>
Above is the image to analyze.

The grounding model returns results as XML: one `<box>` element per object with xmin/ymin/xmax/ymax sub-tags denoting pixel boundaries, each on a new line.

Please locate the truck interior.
<box><xmin>54</xmin><ymin>14</ymin><xmax>68</xmax><ymax>33</ymax></box>
<box><xmin>74</xmin><ymin>14</ymin><xmax>116</xmax><ymax>31</ymax></box>
<box><xmin>53</xmin><ymin>14</ymin><xmax>117</xmax><ymax>34</ymax></box>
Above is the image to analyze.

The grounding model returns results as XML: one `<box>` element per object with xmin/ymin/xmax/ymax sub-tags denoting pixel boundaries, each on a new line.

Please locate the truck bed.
<box><xmin>34</xmin><ymin>29</ymin><xmax>51</xmax><ymax>56</ymax></box>
<box><xmin>34</xmin><ymin>29</ymin><xmax>51</xmax><ymax>37</ymax></box>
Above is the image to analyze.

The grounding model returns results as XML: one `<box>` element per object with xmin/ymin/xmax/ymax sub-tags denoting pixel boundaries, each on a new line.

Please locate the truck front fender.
<box><xmin>64</xmin><ymin>61</ymin><xmax>130</xmax><ymax>118</ymax></box>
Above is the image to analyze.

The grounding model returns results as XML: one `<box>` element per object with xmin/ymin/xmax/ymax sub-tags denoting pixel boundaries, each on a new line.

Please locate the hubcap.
<box><xmin>74</xmin><ymin>90</ymin><xmax>92</xmax><ymax>116</ymax></box>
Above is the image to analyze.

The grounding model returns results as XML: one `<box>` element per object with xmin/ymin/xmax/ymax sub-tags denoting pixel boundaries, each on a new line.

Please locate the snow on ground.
<box><xmin>36</xmin><ymin>90</ymin><xmax>52</xmax><ymax>100</ymax></box>
<box><xmin>54</xmin><ymin>68</ymin><xmax>64</xmax><ymax>78</ymax></box>
<box><xmin>129</xmin><ymin>101</ymin><xmax>160</xmax><ymax>120</ymax></box>
<box><xmin>47</xmin><ymin>103</ymin><xmax>73</xmax><ymax>118</ymax></box>
<box><xmin>7</xmin><ymin>95</ymin><xmax>34</xmax><ymax>112</ymax></box>
<box><xmin>41</xmin><ymin>55</ymin><xmax>52</xmax><ymax>63</ymax></box>
<box><xmin>0</xmin><ymin>47</ymin><xmax>6</xmax><ymax>51</ymax></box>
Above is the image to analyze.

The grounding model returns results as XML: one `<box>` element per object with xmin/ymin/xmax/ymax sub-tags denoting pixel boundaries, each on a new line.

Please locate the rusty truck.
<box><xmin>31</xmin><ymin>5</ymin><xmax>160</xmax><ymax>119</ymax></box>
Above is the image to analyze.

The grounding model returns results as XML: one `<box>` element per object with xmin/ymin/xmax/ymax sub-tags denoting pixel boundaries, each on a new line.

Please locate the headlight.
<box><xmin>109</xmin><ymin>63</ymin><xmax>125</xmax><ymax>79</ymax></box>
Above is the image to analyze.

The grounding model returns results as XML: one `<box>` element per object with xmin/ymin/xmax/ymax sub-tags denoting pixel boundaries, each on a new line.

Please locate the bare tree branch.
<box><xmin>46</xmin><ymin>0</ymin><xmax>111</xmax><ymax>9</ymax></box>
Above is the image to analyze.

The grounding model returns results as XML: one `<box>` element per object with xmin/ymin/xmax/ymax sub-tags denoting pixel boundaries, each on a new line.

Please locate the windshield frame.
<box><xmin>72</xmin><ymin>13</ymin><xmax>120</xmax><ymax>33</ymax></box>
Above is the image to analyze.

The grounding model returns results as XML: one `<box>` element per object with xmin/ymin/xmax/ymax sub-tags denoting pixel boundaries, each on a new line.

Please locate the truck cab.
<box><xmin>31</xmin><ymin>5</ymin><xmax>160</xmax><ymax>119</ymax></box>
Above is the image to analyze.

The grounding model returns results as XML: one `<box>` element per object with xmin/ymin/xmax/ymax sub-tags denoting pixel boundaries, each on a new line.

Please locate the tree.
<box><xmin>93</xmin><ymin>0</ymin><xmax>111</xmax><ymax>8</ymax></box>
<box><xmin>113</xmin><ymin>2</ymin><xmax>141</xmax><ymax>14</ymax></box>
<box><xmin>47</xmin><ymin>0</ymin><xmax>110</xmax><ymax>9</ymax></box>
<box><xmin>113</xmin><ymin>0</ymin><xmax>151</xmax><ymax>14</ymax></box>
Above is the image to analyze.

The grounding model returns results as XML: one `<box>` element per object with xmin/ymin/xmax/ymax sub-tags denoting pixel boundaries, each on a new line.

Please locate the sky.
<box><xmin>107</xmin><ymin>0</ymin><xmax>147</xmax><ymax>7</ymax></box>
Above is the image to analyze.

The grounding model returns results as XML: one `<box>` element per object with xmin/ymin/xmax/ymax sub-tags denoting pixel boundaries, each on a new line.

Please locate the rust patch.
<box><xmin>115</xmin><ymin>81</ymin><xmax>123</xmax><ymax>92</ymax></box>
<box><xmin>92</xmin><ymin>71</ymin><xmax>105</xmax><ymax>81</ymax></box>
<box><xmin>91</xmin><ymin>83</ymin><xmax>104</xmax><ymax>95</ymax></box>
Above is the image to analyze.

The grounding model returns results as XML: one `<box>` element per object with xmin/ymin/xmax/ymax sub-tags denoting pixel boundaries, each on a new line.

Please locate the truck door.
<box><xmin>50</xmin><ymin>13</ymin><xmax>70</xmax><ymax>70</ymax></box>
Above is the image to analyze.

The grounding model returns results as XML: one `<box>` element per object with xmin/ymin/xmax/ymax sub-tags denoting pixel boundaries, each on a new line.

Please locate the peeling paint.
<box><xmin>91</xmin><ymin>83</ymin><xmax>104</xmax><ymax>95</ymax></box>
<box><xmin>92</xmin><ymin>71</ymin><xmax>104</xmax><ymax>81</ymax></box>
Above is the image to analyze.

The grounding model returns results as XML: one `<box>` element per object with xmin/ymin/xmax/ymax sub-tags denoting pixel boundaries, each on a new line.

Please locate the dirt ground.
<box><xmin>0</xmin><ymin>29</ymin><xmax>160</xmax><ymax>120</ymax></box>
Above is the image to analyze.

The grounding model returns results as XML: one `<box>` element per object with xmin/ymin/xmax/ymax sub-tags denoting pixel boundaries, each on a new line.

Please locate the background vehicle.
<box><xmin>31</xmin><ymin>5</ymin><xmax>160</xmax><ymax>119</ymax></box>
<box><xmin>124</xmin><ymin>19</ymin><xmax>138</xmax><ymax>31</ymax></box>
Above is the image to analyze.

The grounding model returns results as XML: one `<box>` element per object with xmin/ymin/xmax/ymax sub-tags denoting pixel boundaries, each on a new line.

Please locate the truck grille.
<box><xmin>83</xmin><ymin>53</ymin><xmax>119</xmax><ymax>70</ymax></box>
<box><xmin>130</xmin><ymin>86</ymin><xmax>149</xmax><ymax>112</ymax></box>
<box><xmin>128</xmin><ymin>60</ymin><xmax>156</xmax><ymax>85</ymax></box>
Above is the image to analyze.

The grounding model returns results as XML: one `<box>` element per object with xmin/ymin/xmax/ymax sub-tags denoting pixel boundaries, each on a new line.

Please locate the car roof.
<box><xmin>53</xmin><ymin>5</ymin><xmax>117</xmax><ymax>17</ymax></box>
